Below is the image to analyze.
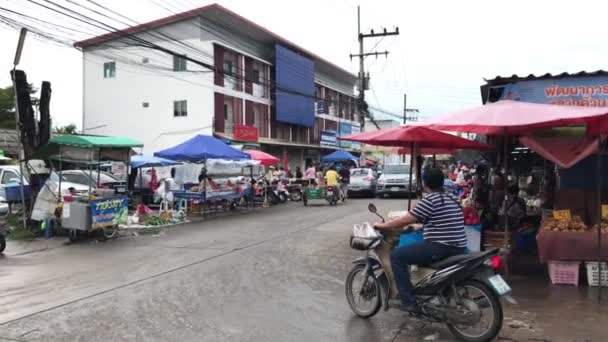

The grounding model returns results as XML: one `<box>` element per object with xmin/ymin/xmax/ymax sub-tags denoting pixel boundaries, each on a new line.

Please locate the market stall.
<box><xmin>413</xmin><ymin>100</ymin><xmax>608</xmax><ymax>290</ymax></box>
<box><xmin>38</xmin><ymin>135</ymin><xmax>143</xmax><ymax>241</ymax></box>
<box><xmin>154</xmin><ymin>134</ymin><xmax>254</xmax><ymax>215</ymax></box>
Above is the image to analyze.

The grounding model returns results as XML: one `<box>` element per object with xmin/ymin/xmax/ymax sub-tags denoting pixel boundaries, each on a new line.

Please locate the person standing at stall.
<box><xmin>295</xmin><ymin>166</ymin><xmax>303</xmax><ymax>180</ymax></box>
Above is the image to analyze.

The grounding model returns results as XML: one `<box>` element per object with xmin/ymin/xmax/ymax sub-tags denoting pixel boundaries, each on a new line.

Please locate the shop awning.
<box><xmin>519</xmin><ymin>127</ymin><xmax>600</xmax><ymax>168</ymax></box>
<box><xmin>131</xmin><ymin>155</ymin><xmax>181</xmax><ymax>169</ymax></box>
<box><xmin>321</xmin><ymin>149</ymin><xmax>358</xmax><ymax>163</ymax></box>
<box><xmin>412</xmin><ymin>100</ymin><xmax>608</xmax><ymax>135</ymax></box>
<box><xmin>154</xmin><ymin>134</ymin><xmax>250</xmax><ymax>161</ymax></box>
<box><xmin>49</xmin><ymin>135</ymin><xmax>143</xmax><ymax>148</ymax></box>
<box><xmin>339</xmin><ymin>126</ymin><xmax>493</xmax><ymax>150</ymax></box>
<box><xmin>243</xmin><ymin>150</ymin><xmax>280</xmax><ymax>166</ymax></box>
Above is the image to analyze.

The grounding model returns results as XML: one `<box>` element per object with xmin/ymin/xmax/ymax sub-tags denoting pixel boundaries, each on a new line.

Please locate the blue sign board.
<box><xmin>275</xmin><ymin>45</ymin><xmax>315</xmax><ymax>127</ymax></box>
<box><xmin>90</xmin><ymin>196</ymin><xmax>129</xmax><ymax>229</ymax></box>
<box><xmin>320</xmin><ymin>130</ymin><xmax>337</xmax><ymax>147</ymax></box>
<box><xmin>339</xmin><ymin>123</ymin><xmax>352</xmax><ymax>148</ymax></box>
<box><xmin>500</xmin><ymin>76</ymin><xmax>608</xmax><ymax>106</ymax></box>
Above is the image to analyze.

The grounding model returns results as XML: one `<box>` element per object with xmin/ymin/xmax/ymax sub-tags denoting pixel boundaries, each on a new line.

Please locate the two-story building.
<box><xmin>76</xmin><ymin>3</ymin><xmax>360</xmax><ymax>171</ymax></box>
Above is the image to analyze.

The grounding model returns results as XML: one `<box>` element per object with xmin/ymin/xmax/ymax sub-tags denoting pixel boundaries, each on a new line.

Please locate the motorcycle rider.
<box><xmin>373</xmin><ymin>167</ymin><xmax>467</xmax><ymax>312</ymax></box>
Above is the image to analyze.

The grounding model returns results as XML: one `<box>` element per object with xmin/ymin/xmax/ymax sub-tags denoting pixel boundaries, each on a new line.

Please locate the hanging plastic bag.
<box><xmin>350</xmin><ymin>222</ymin><xmax>382</xmax><ymax>250</ymax></box>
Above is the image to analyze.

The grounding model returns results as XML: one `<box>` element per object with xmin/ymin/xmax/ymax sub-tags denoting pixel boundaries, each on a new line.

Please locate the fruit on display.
<box><xmin>542</xmin><ymin>215</ymin><xmax>589</xmax><ymax>232</ymax></box>
<box><xmin>463</xmin><ymin>206</ymin><xmax>480</xmax><ymax>225</ymax></box>
<box><xmin>590</xmin><ymin>218</ymin><xmax>608</xmax><ymax>233</ymax></box>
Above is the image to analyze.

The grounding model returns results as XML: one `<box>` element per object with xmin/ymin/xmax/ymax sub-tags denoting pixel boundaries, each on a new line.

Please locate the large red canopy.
<box><xmin>412</xmin><ymin>100</ymin><xmax>608</xmax><ymax>136</ymax></box>
<box><xmin>243</xmin><ymin>149</ymin><xmax>280</xmax><ymax>166</ymax></box>
<box><xmin>339</xmin><ymin>126</ymin><xmax>492</xmax><ymax>150</ymax></box>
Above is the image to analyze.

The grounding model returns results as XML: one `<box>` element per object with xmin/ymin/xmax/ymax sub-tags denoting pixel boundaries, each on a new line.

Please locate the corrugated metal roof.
<box><xmin>484</xmin><ymin>70</ymin><xmax>608</xmax><ymax>86</ymax></box>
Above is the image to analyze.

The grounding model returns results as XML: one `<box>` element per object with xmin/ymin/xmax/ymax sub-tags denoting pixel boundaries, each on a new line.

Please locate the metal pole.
<box><xmin>12</xmin><ymin>28</ymin><xmax>27</xmax><ymax>230</ymax></box>
<box><xmin>357</xmin><ymin>6</ymin><xmax>365</xmax><ymax>105</ymax></box>
<box><xmin>596</xmin><ymin>137</ymin><xmax>603</xmax><ymax>301</ymax></box>
<box><xmin>12</xmin><ymin>68</ymin><xmax>27</xmax><ymax>230</ymax></box>
<box><xmin>503</xmin><ymin>132</ymin><xmax>510</xmax><ymax>276</ymax></box>
<box><xmin>407</xmin><ymin>142</ymin><xmax>414</xmax><ymax>211</ymax></box>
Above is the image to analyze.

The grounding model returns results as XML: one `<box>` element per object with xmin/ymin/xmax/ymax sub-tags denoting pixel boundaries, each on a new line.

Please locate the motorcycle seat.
<box><xmin>427</xmin><ymin>251</ymin><xmax>488</xmax><ymax>269</ymax></box>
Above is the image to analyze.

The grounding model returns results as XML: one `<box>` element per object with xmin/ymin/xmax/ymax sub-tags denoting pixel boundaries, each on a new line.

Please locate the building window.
<box><xmin>173</xmin><ymin>100</ymin><xmax>187</xmax><ymax>117</ymax></box>
<box><xmin>173</xmin><ymin>55</ymin><xmax>187</xmax><ymax>71</ymax></box>
<box><xmin>223</xmin><ymin>60</ymin><xmax>233</xmax><ymax>76</ymax></box>
<box><xmin>142</xmin><ymin>102</ymin><xmax>149</xmax><ymax>108</ymax></box>
<box><xmin>103</xmin><ymin>62</ymin><xmax>115</xmax><ymax>78</ymax></box>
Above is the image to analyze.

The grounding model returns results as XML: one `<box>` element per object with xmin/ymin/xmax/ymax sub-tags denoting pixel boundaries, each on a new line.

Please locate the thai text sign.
<box><xmin>90</xmin><ymin>197</ymin><xmax>128</xmax><ymax>228</ymax></box>
<box><xmin>320</xmin><ymin>130</ymin><xmax>337</xmax><ymax>147</ymax></box>
<box><xmin>500</xmin><ymin>76</ymin><xmax>608</xmax><ymax>106</ymax></box>
<box><xmin>233</xmin><ymin>125</ymin><xmax>258</xmax><ymax>142</ymax></box>
<box><xmin>553</xmin><ymin>209</ymin><xmax>572</xmax><ymax>222</ymax></box>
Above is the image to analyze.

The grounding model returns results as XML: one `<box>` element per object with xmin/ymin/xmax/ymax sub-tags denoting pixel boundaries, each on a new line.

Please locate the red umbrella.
<box><xmin>243</xmin><ymin>149</ymin><xmax>280</xmax><ymax>166</ymax></box>
<box><xmin>339</xmin><ymin>126</ymin><xmax>493</xmax><ymax>150</ymax></box>
<box><xmin>412</xmin><ymin>100</ymin><xmax>608</xmax><ymax>135</ymax></box>
<box><xmin>340</xmin><ymin>126</ymin><xmax>492</xmax><ymax>210</ymax></box>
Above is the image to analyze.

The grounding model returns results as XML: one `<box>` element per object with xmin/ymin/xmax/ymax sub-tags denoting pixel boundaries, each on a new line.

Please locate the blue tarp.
<box><xmin>154</xmin><ymin>135</ymin><xmax>250</xmax><ymax>161</ymax></box>
<box><xmin>131</xmin><ymin>155</ymin><xmax>180</xmax><ymax>168</ymax></box>
<box><xmin>321</xmin><ymin>149</ymin><xmax>358</xmax><ymax>163</ymax></box>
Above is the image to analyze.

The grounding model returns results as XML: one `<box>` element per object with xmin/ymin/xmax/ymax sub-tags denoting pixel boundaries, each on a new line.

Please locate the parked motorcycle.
<box><xmin>345</xmin><ymin>203</ymin><xmax>514</xmax><ymax>342</ymax></box>
<box><xmin>285</xmin><ymin>183</ymin><xmax>302</xmax><ymax>202</ymax></box>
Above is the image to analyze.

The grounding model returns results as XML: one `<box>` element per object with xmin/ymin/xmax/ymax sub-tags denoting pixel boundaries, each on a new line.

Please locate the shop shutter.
<box><xmin>245</xmin><ymin>100</ymin><xmax>254</xmax><ymax>125</ymax></box>
<box><xmin>214</xmin><ymin>92</ymin><xmax>225</xmax><ymax>133</ymax></box>
<box><xmin>213</xmin><ymin>44</ymin><xmax>224</xmax><ymax>87</ymax></box>
<box><xmin>244</xmin><ymin>57</ymin><xmax>253</xmax><ymax>95</ymax></box>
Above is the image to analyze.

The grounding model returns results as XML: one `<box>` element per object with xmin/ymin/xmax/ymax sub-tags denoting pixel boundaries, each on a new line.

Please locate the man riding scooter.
<box><xmin>373</xmin><ymin>168</ymin><xmax>467</xmax><ymax>312</ymax></box>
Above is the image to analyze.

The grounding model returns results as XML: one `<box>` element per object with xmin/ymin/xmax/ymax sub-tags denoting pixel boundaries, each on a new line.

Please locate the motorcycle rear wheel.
<box><xmin>345</xmin><ymin>264</ymin><xmax>382</xmax><ymax>318</ymax></box>
<box><xmin>446</xmin><ymin>280</ymin><xmax>503</xmax><ymax>342</ymax></box>
<box><xmin>290</xmin><ymin>191</ymin><xmax>302</xmax><ymax>202</ymax></box>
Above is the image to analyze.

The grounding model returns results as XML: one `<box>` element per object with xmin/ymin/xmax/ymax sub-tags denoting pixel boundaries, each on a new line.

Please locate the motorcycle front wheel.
<box><xmin>446</xmin><ymin>280</ymin><xmax>503</xmax><ymax>342</ymax></box>
<box><xmin>290</xmin><ymin>191</ymin><xmax>302</xmax><ymax>202</ymax></box>
<box><xmin>345</xmin><ymin>264</ymin><xmax>382</xmax><ymax>318</ymax></box>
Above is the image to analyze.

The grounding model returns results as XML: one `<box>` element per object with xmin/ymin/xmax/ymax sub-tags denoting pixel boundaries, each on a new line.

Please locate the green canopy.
<box><xmin>49</xmin><ymin>135</ymin><xmax>143</xmax><ymax>148</ymax></box>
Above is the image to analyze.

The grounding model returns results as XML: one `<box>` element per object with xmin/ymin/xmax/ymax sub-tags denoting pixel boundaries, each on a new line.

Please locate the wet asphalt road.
<box><xmin>2</xmin><ymin>198</ymin><xmax>606</xmax><ymax>341</ymax></box>
<box><xmin>0</xmin><ymin>198</ymin><xmax>412</xmax><ymax>341</ymax></box>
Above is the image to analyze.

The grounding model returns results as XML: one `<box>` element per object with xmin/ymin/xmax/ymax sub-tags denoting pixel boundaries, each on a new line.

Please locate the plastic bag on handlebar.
<box><xmin>352</xmin><ymin>222</ymin><xmax>381</xmax><ymax>239</ymax></box>
<box><xmin>350</xmin><ymin>223</ymin><xmax>382</xmax><ymax>250</ymax></box>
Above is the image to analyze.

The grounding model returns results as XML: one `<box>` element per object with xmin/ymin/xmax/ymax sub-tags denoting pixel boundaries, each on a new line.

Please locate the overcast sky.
<box><xmin>1</xmin><ymin>0</ymin><xmax>608</xmax><ymax>128</ymax></box>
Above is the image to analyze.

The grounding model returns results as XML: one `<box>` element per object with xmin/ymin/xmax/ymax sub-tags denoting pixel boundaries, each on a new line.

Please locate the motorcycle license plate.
<box><xmin>326</xmin><ymin>191</ymin><xmax>333</xmax><ymax>195</ymax></box>
<box><xmin>488</xmin><ymin>274</ymin><xmax>511</xmax><ymax>295</ymax></box>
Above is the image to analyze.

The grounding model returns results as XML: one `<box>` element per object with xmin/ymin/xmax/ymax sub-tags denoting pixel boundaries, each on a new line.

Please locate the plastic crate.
<box><xmin>465</xmin><ymin>225</ymin><xmax>481</xmax><ymax>252</ymax></box>
<box><xmin>398</xmin><ymin>231</ymin><xmax>423</xmax><ymax>247</ymax></box>
<box><xmin>5</xmin><ymin>184</ymin><xmax>31</xmax><ymax>202</ymax></box>
<box><xmin>548</xmin><ymin>261</ymin><xmax>580</xmax><ymax>286</ymax></box>
<box><xmin>585</xmin><ymin>262</ymin><xmax>608</xmax><ymax>287</ymax></box>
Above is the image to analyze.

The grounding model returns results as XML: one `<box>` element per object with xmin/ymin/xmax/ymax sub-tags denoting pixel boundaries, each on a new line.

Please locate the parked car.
<box><xmin>0</xmin><ymin>165</ymin><xmax>89</xmax><ymax>201</ymax></box>
<box><xmin>60</xmin><ymin>170</ymin><xmax>128</xmax><ymax>195</ymax></box>
<box><xmin>375</xmin><ymin>163</ymin><xmax>415</xmax><ymax>197</ymax></box>
<box><xmin>348</xmin><ymin>168</ymin><xmax>377</xmax><ymax>197</ymax></box>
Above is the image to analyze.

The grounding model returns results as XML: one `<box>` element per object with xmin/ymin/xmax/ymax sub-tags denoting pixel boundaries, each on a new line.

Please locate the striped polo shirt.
<box><xmin>410</xmin><ymin>192</ymin><xmax>467</xmax><ymax>248</ymax></box>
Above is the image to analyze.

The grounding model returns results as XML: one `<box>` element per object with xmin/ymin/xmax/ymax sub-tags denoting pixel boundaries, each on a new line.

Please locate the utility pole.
<box><xmin>403</xmin><ymin>93</ymin><xmax>419</xmax><ymax>124</ymax></box>
<box><xmin>350</xmin><ymin>6</ymin><xmax>399</xmax><ymax>129</ymax></box>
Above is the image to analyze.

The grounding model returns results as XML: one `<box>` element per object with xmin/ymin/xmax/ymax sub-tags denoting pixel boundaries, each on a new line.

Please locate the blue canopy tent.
<box><xmin>154</xmin><ymin>134</ymin><xmax>250</xmax><ymax>161</ymax></box>
<box><xmin>321</xmin><ymin>149</ymin><xmax>358</xmax><ymax>163</ymax></box>
<box><xmin>131</xmin><ymin>155</ymin><xmax>180</xmax><ymax>168</ymax></box>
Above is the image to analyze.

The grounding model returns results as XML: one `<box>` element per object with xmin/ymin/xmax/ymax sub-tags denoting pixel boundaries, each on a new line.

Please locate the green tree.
<box><xmin>53</xmin><ymin>124</ymin><xmax>78</xmax><ymax>135</ymax></box>
<box><xmin>0</xmin><ymin>84</ymin><xmax>39</xmax><ymax>129</ymax></box>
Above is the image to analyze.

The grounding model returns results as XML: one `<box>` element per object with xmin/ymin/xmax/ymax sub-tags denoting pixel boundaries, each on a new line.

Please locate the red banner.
<box><xmin>233</xmin><ymin>125</ymin><xmax>258</xmax><ymax>142</ymax></box>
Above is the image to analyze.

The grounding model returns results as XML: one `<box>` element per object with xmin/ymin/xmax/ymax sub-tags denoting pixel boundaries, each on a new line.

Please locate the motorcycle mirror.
<box><xmin>368</xmin><ymin>203</ymin><xmax>377</xmax><ymax>213</ymax></box>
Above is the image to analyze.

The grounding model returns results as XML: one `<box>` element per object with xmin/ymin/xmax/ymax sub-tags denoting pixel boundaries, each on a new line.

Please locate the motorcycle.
<box><xmin>285</xmin><ymin>183</ymin><xmax>302</xmax><ymax>202</ymax></box>
<box><xmin>345</xmin><ymin>203</ymin><xmax>515</xmax><ymax>342</ymax></box>
<box><xmin>325</xmin><ymin>185</ymin><xmax>339</xmax><ymax>206</ymax></box>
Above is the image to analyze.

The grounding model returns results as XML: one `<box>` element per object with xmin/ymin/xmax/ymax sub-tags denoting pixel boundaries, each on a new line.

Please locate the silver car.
<box><xmin>376</xmin><ymin>164</ymin><xmax>415</xmax><ymax>197</ymax></box>
<box><xmin>348</xmin><ymin>168</ymin><xmax>377</xmax><ymax>197</ymax></box>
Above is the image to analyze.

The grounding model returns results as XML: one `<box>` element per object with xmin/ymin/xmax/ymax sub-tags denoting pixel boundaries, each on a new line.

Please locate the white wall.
<box><xmin>83</xmin><ymin>21</ymin><xmax>216</xmax><ymax>153</ymax></box>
